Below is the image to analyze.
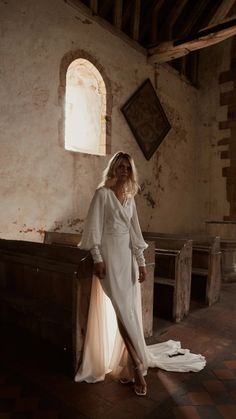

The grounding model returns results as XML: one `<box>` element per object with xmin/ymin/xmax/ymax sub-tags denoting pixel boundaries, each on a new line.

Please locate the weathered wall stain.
<box><xmin>18</xmin><ymin>224</ymin><xmax>45</xmax><ymax>236</ymax></box>
<box><xmin>0</xmin><ymin>0</ymin><xmax>222</xmax><ymax>240</ymax></box>
<box><xmin>139</xmin><ymin>180</ymin><xmax>156</xmax><ymax>208</ymax></box>
<box><xmin>32</xmin><ymin>88</ymin><xmax>49</xmax><ymax>109</ymax></box>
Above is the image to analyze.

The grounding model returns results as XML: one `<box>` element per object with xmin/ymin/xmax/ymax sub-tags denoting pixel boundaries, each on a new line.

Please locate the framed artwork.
<box><xmin>121</xmin><ymin>79</ymin><xmax>171</xmax><ymax>160</ymax></box>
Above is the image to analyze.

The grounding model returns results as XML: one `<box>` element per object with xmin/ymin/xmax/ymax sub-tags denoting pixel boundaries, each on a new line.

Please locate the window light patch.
<box><xmin>65</xmin><ymin>58</ymin><xmax>106</xmax><ymax>155</ymax></box>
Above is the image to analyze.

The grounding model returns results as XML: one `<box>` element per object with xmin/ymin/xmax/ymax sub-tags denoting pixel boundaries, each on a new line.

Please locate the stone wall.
<box><xmin>0</xmin><ymin>0</ymin><xmax>216</xmax><ymax>241</ymax></box>
<box><xmin>219</xmin><ymin>37</ymin><xmax>236</xmax><ymax>220</ymax></box>
<box><xmin>197</xmin><ymin>39</ymin><xmax>232</xmax><ymax>224</ymax></box>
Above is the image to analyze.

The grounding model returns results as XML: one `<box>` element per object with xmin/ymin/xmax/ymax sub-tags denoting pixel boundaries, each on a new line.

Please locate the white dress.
<box><xmin>74</xmin><ymin>187</ymin><xmax>206</xmax><ymax>383</ymax></box>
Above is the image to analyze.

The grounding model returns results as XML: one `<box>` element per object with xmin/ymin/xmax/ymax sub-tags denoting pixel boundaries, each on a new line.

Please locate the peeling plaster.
<box><xmin>139</xmin><ymin>181</ymin><xmax>156</xmax><ymax>208</ymax></box>
<box><xmin>18</xmin><ymin>224</ymin><xmax>45</xmax><ymax>236</ymax></box>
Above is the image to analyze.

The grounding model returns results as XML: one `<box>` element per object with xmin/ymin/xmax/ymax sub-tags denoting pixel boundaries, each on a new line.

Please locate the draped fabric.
<box><xmin>75</xmin><ymin>187</ymin><xmax>206</xmax><ymax>383</ymax></box>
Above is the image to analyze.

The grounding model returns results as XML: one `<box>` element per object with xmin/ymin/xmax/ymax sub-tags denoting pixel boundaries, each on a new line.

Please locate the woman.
<box><xmin>75</xmin><ymin>151</ymin><xmax>206</xmax><ymax>396</ymax></box>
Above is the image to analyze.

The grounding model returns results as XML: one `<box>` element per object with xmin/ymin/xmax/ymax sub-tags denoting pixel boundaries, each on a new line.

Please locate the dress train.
<box><xmin>74</xmin><ymin>276</ymin><xmax>206</xmax><ymax>383</ymax></box>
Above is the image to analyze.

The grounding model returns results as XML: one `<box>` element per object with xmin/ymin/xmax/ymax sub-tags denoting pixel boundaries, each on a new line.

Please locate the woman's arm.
<box><xmin>130</xmin><ymin>198</ymin><xmax>148</xmax><ymax>282</ymax></box>
<box><xmin>78</xmin><ymin>188</ymin><xmax>107</xmax><ymax>279</ymax></box>
<box><xmin>90</xmin><ymin>245</ymin><xmax>106</xmax><ymax>279</ymax></box>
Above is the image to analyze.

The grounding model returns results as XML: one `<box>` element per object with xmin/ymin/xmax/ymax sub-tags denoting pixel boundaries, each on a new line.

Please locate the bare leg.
<box><xmin>117</xmin><ymin>318</ymin><xmax>147</xmax><ymax>395</ymax></box>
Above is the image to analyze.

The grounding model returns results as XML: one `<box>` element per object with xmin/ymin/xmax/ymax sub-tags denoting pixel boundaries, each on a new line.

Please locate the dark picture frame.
<box><xmin>121</xmin><ymin>79</ymin><xmax>171</xmax><ymax>160</ymax></box>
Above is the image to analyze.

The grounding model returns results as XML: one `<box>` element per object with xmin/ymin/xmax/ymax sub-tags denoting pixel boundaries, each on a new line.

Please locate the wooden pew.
<box><xmin>146</xmin><ymin>232</ymin><xmax>221</xmax><ymax>306</ymax></box>
<box><xmin>220</xmin><ymin>239</ymin><xmax>236</xmax><ymax>282</ymax></box>
<box><xmin>143</xmin><ymin>233</ymin><xmax>192</xmax><ymax>323</ymax></box>
<box><xmin>190</xmin><ymin>235</ymin><xmax>221</xmax><ymax>306</ymax></box>
<box><xmin>0</xmin><ymin>238</ymin><xmax>93</xmax><ymax>374</ymax></box>
<box><xmin>44</xmin><ymin>231</ymin><xmax>155</xmax><ymax>338</ymax></box>
<box><xmin>44</xmin><ymin>231</ymin><xmax>81</xmax><ymax>246</ymax></box>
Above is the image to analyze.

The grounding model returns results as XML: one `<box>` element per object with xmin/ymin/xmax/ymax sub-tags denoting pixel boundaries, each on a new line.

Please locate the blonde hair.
<box><xmin>98</xmin><ymin>151</ymin><xmax>139</xmax><ymax>196</ymax></box>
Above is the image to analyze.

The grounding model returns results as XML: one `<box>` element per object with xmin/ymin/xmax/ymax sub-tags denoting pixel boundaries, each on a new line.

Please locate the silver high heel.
<box><xmin>133</xmin><ymin>366</ymin><xmax>147</xmax><ymax>396</ymax></box>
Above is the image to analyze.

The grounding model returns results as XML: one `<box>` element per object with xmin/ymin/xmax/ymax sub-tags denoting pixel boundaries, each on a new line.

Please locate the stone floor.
<box><xmin>0</xmin><ymin>282</ymin><xmax>236</xmax><ymax>419</ymax></box>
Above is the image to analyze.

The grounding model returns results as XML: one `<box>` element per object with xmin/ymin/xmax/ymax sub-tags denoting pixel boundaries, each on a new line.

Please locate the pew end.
<box><xmin>0</xmin><ymin>238</ymin><xmax>93</xmax><ymax>375</ymax></box>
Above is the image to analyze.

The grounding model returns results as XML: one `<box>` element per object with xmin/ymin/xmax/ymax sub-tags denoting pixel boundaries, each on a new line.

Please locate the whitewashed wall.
<box><xmin>0</xmin><ymin>0</ymin><xmax>215</xmax><ymax>241</ymax></box>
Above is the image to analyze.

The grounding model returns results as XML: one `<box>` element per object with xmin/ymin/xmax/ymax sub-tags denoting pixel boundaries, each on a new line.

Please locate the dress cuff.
<box><xmin>134</xmin><ymin>248</ymin><xmax>146</xmax><ymax>267</ymax></box>
<box><xmin>90</xmin><ymin>245</ymin><xmax>103</xmax><ymax>264</ymax></box>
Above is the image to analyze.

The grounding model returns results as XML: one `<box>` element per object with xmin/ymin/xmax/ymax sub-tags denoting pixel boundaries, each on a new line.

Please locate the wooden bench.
<box><xmin>44</xmin><ymin>231</ymin><xmax>155</xmax><ymax>338</ymax></box>
<box><xmin>146</xmin><ymin>232</ymin><xmax>222</xmax><ymax>306</ymax></box>
<box><xmin>190</xmin><ymin>235</ymin><xmax>221</xmax><ymax>305</ymax></box>
<box><xmin>206</xmin><ymin>221</ymin><xmax>236</xmax><ymax>283</ymax></box>
<box><xmin>220</xmin><ymin>239</ymin><xmax>236</xmax><ymax>282</ymax></box>
<box><xmin>0</xmin><ymin>238</ymin><xmax>93</xmax><ymax>374</ymax></box>
<box><xmin>143</xmin><ymin>233</ymin><xmax>192</xmax><ymax>323</ymax></box>
<box><xmin>44</xmin><ymin>231</ymin><xmax>81</xmax><ymax>246</ymax></box>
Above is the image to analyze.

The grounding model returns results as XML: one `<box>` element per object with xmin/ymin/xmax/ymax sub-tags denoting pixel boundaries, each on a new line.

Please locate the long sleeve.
<box><xmin>90</xmin><ymin>245</ymin><xmax>103</xmax><ymax>264</ymax></box>
<box><xmin>130</xmin><ymin>198</ymin><xmax>148</xmax><ymax>266</ymax></box>
<box><xmin>78</xmin><ymin>187</ymin><xmax>107</xmax><ymax>251</ymax></box>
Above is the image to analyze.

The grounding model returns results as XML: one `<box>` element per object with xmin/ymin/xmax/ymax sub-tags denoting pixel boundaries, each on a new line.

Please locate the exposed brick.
<box><xmin>219</xmin><ymin>70</ymin><xmax>236</xmax><ymax>84</ymax></box>
<box><xmin>229</xmin><ymin>142</ymin><xmax>236</xmax><ymax>160</ymax></box>
<box><xmin>218</xmin><ymin>137</ymin><xmax>230</xmax><ymax>146</ymax></box>
<box><xmin>228</xmin><ymin>105</ymin><xmax>236</xmax><ymax>120</ymax></box>
<box><xmin>219</xmin><ymin>120</ymin><xmax>236</xmax><ymax>129</ymax></box>
<box><xmin>222</xmin><ymin>167</ymin><xmax>229</xmax><ymax>177</ymax></box>
<box><xmin>221</xmin><ymin>150</ymin><xmax>229</xmax><ymax>159</ymax></box>
<box><xmin>230</xmin><ymin>57</ymin><xmax>236</xmax><ymax>69</ymax></box>
<box><xmin>220</xmin><ymin>91</ymin><xmax>236</xmax><ymax>106</ymax></box>
<box><xmin>219</xmin><ymin>121</ymin><xmax>228</xmax><ymax>130</ymax></box>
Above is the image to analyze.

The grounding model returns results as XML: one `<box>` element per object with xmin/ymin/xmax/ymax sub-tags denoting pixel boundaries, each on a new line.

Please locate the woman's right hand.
<box><xmin>93</xmin><ymin>262</ymin><xmax>106</xmax><ymax>280</ymax></box>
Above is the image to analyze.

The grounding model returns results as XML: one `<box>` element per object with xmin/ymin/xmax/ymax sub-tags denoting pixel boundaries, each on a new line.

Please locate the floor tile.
<box><xmin>196</xmin><ymin>405</ymin><xmax>223</xmax><ymax>419</ymax></box>
<box><xmin>202</xmin><ymin>379</ymin><xmax>226</xmax><ymax>392</ymax></box>
<box><xmin>173</xmin><ymin>406</ymin><xmax>201</xmax><ymax>419</ymax></box>
<box><xmin>213</xmin><ymin>368</ymin><xmax>235</xmax><ymax>380</ymax></box>
<box><xmin>217</xmin><ymin>404</ymin><xmax>236</xmax><ymax>419</ymax></box>
<box><xmin>188</xmin><ymin>391</ymin><xmax>214</xmax><ymax>405</ymax></box>
<box><xmin>224</xmin><ymin>360</ymin><xmax>236</xmax><ymax>369</ymax></box>
<box><xmin>0</xmin><ymin>283</ymin><xmax>236</xmax><ymax>419</ymax></box>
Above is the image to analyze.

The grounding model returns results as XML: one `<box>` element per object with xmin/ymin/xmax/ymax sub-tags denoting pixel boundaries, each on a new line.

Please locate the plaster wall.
<box><xmin>197</xmin><ymin>40</ymin><xmax>232</xmax><ymax>224</ymax></box>
<box><xmin>1</xmin><ymin>0</ymin><xmax>203</xmax><ymax>242</ymax></box>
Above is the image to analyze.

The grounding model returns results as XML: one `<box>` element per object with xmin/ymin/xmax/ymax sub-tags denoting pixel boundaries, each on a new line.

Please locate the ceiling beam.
<box><xmin>148</xmin><ymin>18</ymin><xmax>236</xmax><ymax>64</ymax></box>
<box><xmin>178</xmin><ymin>0</ymin><xmax>211</xmax><ymax>38</ymax></box>
<box><xmin>161</xmin><ymin>0</ymin><xmax>189</xmax><ymax>39</ymax></box>
<box><xmin>209</xmin><ymin>0</ymin><xmax>236</xmax><ymax>25</ymax></box>
<box><xmin>150</xmin><ymin>0</ymin><xmax>165</xmax><ymax>45</ymax></box>
<box><xmin>122</xmin><ymin>0</ymin><xmax>133</xmax><ymax>28</ymax></box>
<box><xmin>98</xmin><ymin>0</ymin><xmax>112</xmax><ymax>18</ymax></box>
<box><xmin>65</xmin><ymin>0</ymin><xmax>146</xmax><ymax>56</ymax></box>
<box><xmin>131</xmin><ymin>0</ymin><xmax>141</xmax><ymax>41</ymax></box>
<box><xmin>89</xmin><ymin>0</ymin><xmax>98</xmax><ymax>15</ymax></box>
<box><xmin>113</xmin><ymin>0</ymin><xmax>123</xmax><ymax>30</ymax></box>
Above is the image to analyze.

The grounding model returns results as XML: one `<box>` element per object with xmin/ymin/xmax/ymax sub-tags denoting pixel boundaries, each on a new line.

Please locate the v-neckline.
<box><xmin>109</xmin><ymin>188</ymin><xmax>126</xmax><ymax>208</ymax></box>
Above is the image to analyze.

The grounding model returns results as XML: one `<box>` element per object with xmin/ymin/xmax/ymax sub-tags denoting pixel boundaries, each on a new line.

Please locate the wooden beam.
<box><xmin>113</xmin><ymin>0</ymin><xmax>123</xmax><ymax>30</ymax></box>
<box><xmin>209</xmin><ymin>0</ymin><xmax>236</xmax><ymax>25</ymax></box>
<box><xmin>89</xmin><ymin>0</ymin><xmax>98</xmax><ymax>15</ymax></box>
<box><xmin>178</xmin><ymin>0</ymin><xmax>210</xmax><ymax>38</ymax></box>
<box><xmin>122</xmin><ymin>0</ymin><xmax>133</xmax><ymax>27</ymax></box>
<box><xmin>162</xmin><ymin>0</ymin><xmax>189</xmax><ymax>39</ymax></box>
<box><xmin>131</xmin><ymin>0</ymin><xmax>141</xmax><ymax>41</ymax></box>
<box><xmin>148</xmin><ymin>18</ymin><xmax>236</xmax><ymax>64</ymax></box>
<box><xmin>64</xmin><ymin>0</ymin><xmax>146</xmax><ymax>56</ymax></box>
<box><xmin>99</xmin><ymin>0</ymin><xmax>112</xmax><ymax>18</ymax></box>
<box><xmin>150</xmin><ymin>0</ymin><xmax>165</xmax><ymax>45</ymax></box>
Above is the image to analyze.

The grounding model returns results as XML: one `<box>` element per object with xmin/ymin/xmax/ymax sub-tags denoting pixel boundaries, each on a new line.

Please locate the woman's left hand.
<box><xmin>138</xmin><ymin>266</ymin><xmax>147</xmax><ymax>283</ymax></box>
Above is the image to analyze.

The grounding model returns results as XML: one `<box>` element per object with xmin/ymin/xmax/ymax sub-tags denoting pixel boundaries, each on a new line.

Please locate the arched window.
<box><xmin>65</xmin><ymin>58</ymin><xmax>106</xmax><ymax>155</ymax></box>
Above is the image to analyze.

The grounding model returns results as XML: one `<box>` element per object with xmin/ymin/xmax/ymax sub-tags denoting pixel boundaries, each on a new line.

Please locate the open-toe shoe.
<box><xmin>133</xmin><ymin>366</ymin><xmax>147</xmax><ymax>396</ymax></box>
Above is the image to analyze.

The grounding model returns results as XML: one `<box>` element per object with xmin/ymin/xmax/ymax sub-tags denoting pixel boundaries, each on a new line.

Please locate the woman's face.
<box><xmin>115</xmin><ymin>158</ymin><xmax>132</xmax><ymax>182</ymax></box>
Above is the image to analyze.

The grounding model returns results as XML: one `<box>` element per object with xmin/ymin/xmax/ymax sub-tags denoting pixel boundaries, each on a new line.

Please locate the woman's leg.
<box><xmin>117</xmin><ymin>318</ymin><xmax>147</xmax><ymax>395</ymax></box>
